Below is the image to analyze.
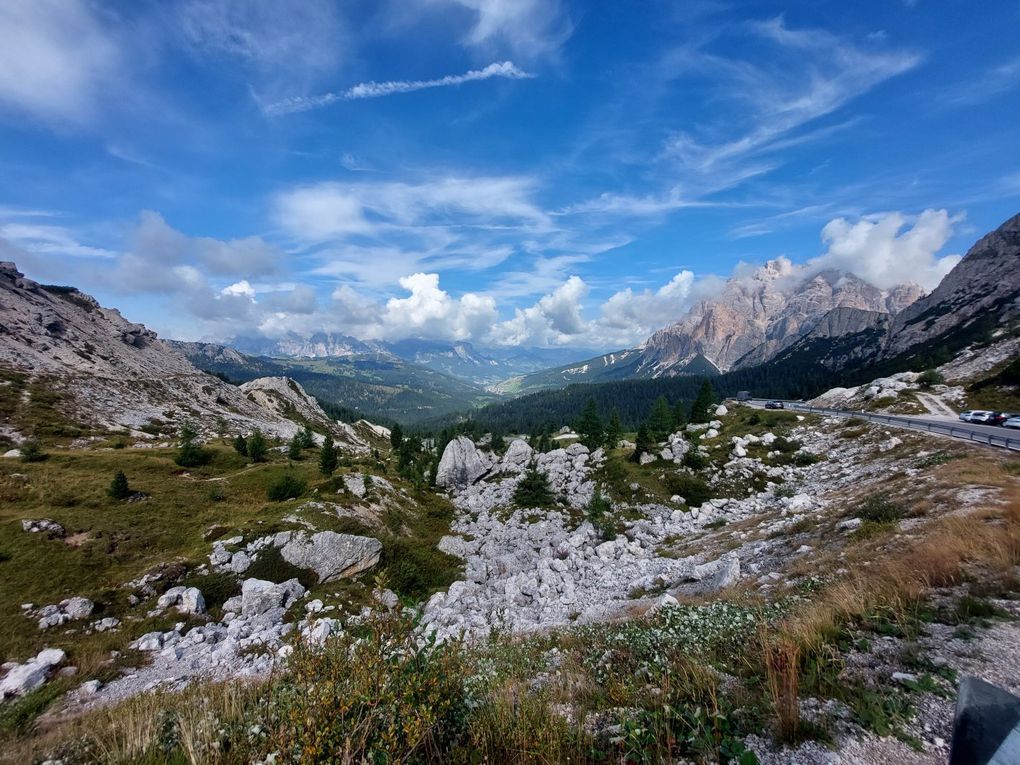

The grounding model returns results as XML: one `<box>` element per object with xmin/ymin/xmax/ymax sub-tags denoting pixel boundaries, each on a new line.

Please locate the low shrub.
<box><xmin>181</xmin><ymin>571</ymin><xmax>238</xmax><ymax>612</ymax></box>
<box><xmin>266</xmin><ymin>475</ymin><xmax>306</xmax><ymax>502</ymax></box>
<box><xmin>380</xmin><ymin>537</ymin><xmax>461</xmax><ymax>601</ymax></box>
<box><xmin>858</xmin><ymin>494</ymin><xmax>906</xmax><ymax>523</ymax></box>
<box><xmin>513</xmin><ymin>464</ymin><xmax>555</xmax><ymax>509</ymax></box>
<box><xmin>663</xmin><ymin>472</ymin><xmax>713</xmax><ymax>507</ymax></box>
<box><xmin>792</xmin><ymin>451</ymin><xmax>821</xmax><ymax>466</ymax></box>
<box><xmin>19</xmin><ymin>440</ymin><xmax>45</xmax><ymax>463</ymax></box>
<box><xmin>682</xmin><ymin>448</ymin><xmax>711</xmax><ymax>470</ymax></box>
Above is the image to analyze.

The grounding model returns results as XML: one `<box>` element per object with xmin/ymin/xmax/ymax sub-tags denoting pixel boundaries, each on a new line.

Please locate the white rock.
<box><xmin>34</xmin><ymin>648</ymin><xmax>65</xmax><ymax>667</ymax></box>
<box><xmin>714</xmin><ymin>405</ymin><xmax>728</xmax><ymax>416</ymax></box>
<box><xmin>277</xmin><ymin>530</ymin><xmax>381</xmax><ymax>582</ymax></box>
<box><xmin>436</xmin><ymin>436</ymin><xmax>492</xmax><ymax>489</ymax></box>
<box><xmin>0</xmin><ymin>663</ymin><xmax>48</xmax><ymax>698</ymax></box>
<box><xmin>63</xmin><ymin>597</ymin><xmax>94</xmax><ymax>620</ymax></box>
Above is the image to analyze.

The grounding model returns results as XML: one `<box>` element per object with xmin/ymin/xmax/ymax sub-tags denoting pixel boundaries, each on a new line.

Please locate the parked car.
<box><xmin>986</xmin><ymin>412</ymin><xmax>1011</xmax><ymax>426</ymax></box>
<box><xmin>967</xmin><ymin>411</ymin><xmax>996</xmax><ymax>424</ymax></box>
<box><xmin>764</xmin><ymin>400</ymin><xmax>784</xmax><ymax>410</ymax></box>
<box><xmin>959</xmin><ymin>410</ymin><xmax>974</xmax><ymax>422</ymax></box>
<box><xmin>1003</xmin><ymin>416</ymin><xmax>1020</xmax><ymax>430</ymax></box>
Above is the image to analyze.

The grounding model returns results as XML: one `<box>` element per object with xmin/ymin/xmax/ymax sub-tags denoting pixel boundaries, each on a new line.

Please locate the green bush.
<box><xmin>513</xmin><ymin>464</ymin><xmax>555</xmax><ymax>509</ymax></box>
<box><xmin>682</xmin><ymin>448</ymin><xmax>711</xmax><ymax>470</ymax></box>
<box><xmin>858</xmin><ymin>494</ymin><xmax>906</xmax><ymax>523</ymax></box>
<box><xmin>773</xmin><ymin>436</ymin><xmax>801</xmax><ymax>454</ymax></box>
<box><xmin>266</xmin><ymin>613</ymin><xmax>468</xmax><ymax>763</ymax></box>
<box><xmin>663</xmin><ymin>472</ymin><xmax>713</xmax><ymax>507</ymax></box>
<box><xmin>19</xmin><ymin>440</ymin><xmax>45</xmax><ymax>463</ymax></box>
<box><xmin>107</xmin><ymin>470</ymin><xmax>131</xmax><ymax>500</ymax></box>
<box><xmin>792</xmin><ymin>451</ymin><xmax>821</xmax><ymax>466</ymax></box>
<box><xmin>917</xmin><ymin>369</ymin><xmax>945</xmax><ymax>387</ymax></box>
<box><xmin>380</xmin><ymin>538</ymin><xmax>461</xmax><ymax>601</ymax></box>
<box><xmin>245</xmin><ymin>546</ymin><xmax>317</xmax><ymax>590</ymax></box>
<box><xmin>267</xmin><ymin>474</ymin><xmax>306</xmax><ymax>502</ymax></box>
<box><xmin>585</xmin><ymin>491</ymin><xmax>615</xmax><ymax>540</ymax></box>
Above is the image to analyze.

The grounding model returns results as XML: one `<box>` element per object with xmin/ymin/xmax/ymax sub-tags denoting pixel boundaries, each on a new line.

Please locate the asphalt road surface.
<box><xmin>745</xmin><ymin>399</ymin><xmax>1020</xmax><ymax>452</ymax></box>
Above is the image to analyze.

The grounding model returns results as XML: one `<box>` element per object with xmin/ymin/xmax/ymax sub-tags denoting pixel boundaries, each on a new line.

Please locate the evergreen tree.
<box><xmin>390</xmin><ymin>423</ymin><xmax>403</xmax><ymax>451</ymax></box>
<box><xmin>175</xmin><ymin>421</ymin><xmax>210</xmax><ymax>467</ymax></box>
<box><xmin>108</xmin><ymin>470</ymin><xmax>130</xmax><ymax>500</ymax></box>
<box><xmin>688</xmin><ymin>379</ymin><xmax>716</xmax><ymax>424</ymax></box>
<box><xmin>287</xmin><ymin>433</ymin><xmax>303</xmax><ymax>460</ymax></box>
<box><xmin>297</xmin><ymin>426</ymin><xmax>315</xmax><ymax>449</ymax></box>
<box><xmin>672</xmin><ymin>400</ymin><xmax>688</xmax><ymax>430</ymax></box>
<box><xmin>513</xmin><ymin>462</ymin><xmax>555</xmax><ymax>508</ymax></box>
<box><xmin>632</xmin><ymin>423</ymin><xmax>656</xmax><ymax>462</ymax></box>
<box><xmin>490</xmin><ymin>430</ymin><xmax>506</xmax><ymax>453</ymax></box>
<box><xmin>232</xmin><ymin>434</ymin><xmax>248</xmax><ymax>457</ymax></box>
<box><xmin>247</xmin><ymin>429</ymin><xmax>268</xmax><ymax>463</ymax></box>
<box><xmin>604</xmin><ymin>408</ymin><xmax>622</xmax><ymax>450</ymax></box>
<box><xmin>647</xmin><ymin>395</ymin><xmax>675</xmax><ymax>441</ymax></box>
<box><xmin>318</xmin><ymin>435</ymin><xmax>338</xmax><ymax>476</ymax></box>
<box><xmin>576</xmin><ymin>397</ymin><xmax>604</xmax><ymax>450</ymax></box>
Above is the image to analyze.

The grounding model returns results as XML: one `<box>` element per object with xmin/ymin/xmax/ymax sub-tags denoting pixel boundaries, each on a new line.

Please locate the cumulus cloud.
<box><xmin>380</xmin><ymin>273</ymin><xmax>498</xmax><ymax>341</ymax></box>
<box><xmin>265</xmin><ymin>61</ymin><xmax>532</xmax><ymax>115</ymax></box>
<box><xmin>0</xmin><ymin>0</ymin><xmax>121</xmax><ymax>124</ymax></box>
<box><xmin>808</xmin><ymin>209</ymin><xmax>961</xmax><ymax>290</ymax></box>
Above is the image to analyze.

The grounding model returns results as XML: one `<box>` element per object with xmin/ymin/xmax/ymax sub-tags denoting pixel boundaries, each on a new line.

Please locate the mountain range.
<box><xmin>1</xmin><ymin>212</ymin><xmax>1017</xmax><ymax>434</ymax></box>
<box><xmin>227</xmin><ymin>333</ymin><xmax>598</xmax><ymax>388</ymax></box>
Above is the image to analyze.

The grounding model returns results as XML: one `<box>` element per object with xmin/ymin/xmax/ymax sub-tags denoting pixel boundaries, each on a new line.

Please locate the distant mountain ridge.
<box><xmin>224</xmin><ymin>332</ymin><xmax>599</xmax><ymax>387</ymax></box>
<box><xmin>507</xmin><ymin>263</ymin><xmax>925</xmax><ymax>394</ymax></box>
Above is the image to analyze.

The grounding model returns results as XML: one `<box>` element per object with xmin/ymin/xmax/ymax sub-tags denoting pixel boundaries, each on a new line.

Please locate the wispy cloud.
<box><xmin>263</xmin><ymin>61</ymin><xmax>532</xmax><ymax>115</ymax></box>
<box><xmin>941</xmin><ymin>55</ymin><xmax>1020</xmax><ymax>106</ymax></box>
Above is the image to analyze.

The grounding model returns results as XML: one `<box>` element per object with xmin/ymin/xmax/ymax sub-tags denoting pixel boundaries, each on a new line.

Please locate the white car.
<box><xmin>1003</xmin><ymin>416</ymin><xmax>1020</xmax><ymax>430</ymax></box>
<box><xmin>968</xmin><ymin>411</ymin><xmax>995</xmax><ymax>424</ymax></box>
<box><xmin>959</xmin><ymin>410</ymin><xmax>974</xmax><ymax>421</ymax></box>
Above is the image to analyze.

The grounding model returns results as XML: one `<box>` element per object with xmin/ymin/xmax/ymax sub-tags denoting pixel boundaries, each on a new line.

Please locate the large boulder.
<box><xmin>0</xmin><ymin>648</ymin><xmax>65</xmax><ymax>700</ymax></box>
<box><xmin>278</xmin><ymin>531</ymin><xmax>382</xmax><ymax>582</ymax></box>
<box><xmin>497</xmin><ymin>439</ymin><xmax>533</xmax><ymax>475</ymax></box>
<box><xmin>240</xmin><ymin>578</ymin><xmax>305</xmax><ymax>620</ymax></box>
<box><xmin>436</xmin><ymin>436</ymin><xmax>491</xmax><ymax>489</ymax></box>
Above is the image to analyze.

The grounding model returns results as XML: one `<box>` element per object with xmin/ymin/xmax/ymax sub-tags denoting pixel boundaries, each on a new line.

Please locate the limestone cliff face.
<box><xmin>636</xmin><ymin>260</ymin><xmax>922</xmax><ymax>375</ymax></box>
<box><xmin>882</xmin><ymin>211</ymin><xmax>1020</xmax><ymax>357</ymax></box>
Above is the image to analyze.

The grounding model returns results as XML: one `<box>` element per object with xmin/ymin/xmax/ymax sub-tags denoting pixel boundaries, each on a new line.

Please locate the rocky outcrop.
<box><xmin>240</xmin><ymin>578</ymin><xmax>305</xmax><ymax>621</ymax></box>
<box><xmin>277</xmin><ymin>531</ymin><xmax>382</xmax><ymax>582</ymax></box>
<box><xmin>883</xmin><ymin>211</ymin><xmax>1020</xmax><ymax>358</ymax></box>
<box><xmin>0</xmin><ymin>648</ymin><xmax>65</xmax><ymax>701</ymax></box>
<box><xmin>436</xmin><ymin>436</ymin><xmax>493</xmax><ymax>489</ymax></box>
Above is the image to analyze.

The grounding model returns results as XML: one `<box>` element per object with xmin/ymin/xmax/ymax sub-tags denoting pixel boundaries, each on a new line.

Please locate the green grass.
<box><xmin>0</xmin><ymin>441</ymin><xmax>457</xmax><ymax>662</ymax></box>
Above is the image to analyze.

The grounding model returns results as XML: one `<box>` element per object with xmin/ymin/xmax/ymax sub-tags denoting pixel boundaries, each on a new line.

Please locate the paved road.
<box><xmin>746</xmin><ymin>399</ymin><xmax>1020</xmax><ymax>452</ymax></box>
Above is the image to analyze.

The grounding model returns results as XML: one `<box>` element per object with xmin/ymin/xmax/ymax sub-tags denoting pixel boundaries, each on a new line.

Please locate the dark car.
<box><xmin>764</xmin><ymin>400</ymin><xmax>784</xmax><ymax>410</ymax></box>
<box><xmin>987</xmin><ymin>412</ymin><xmax>1011</xmax><ymax>426</ymax></box>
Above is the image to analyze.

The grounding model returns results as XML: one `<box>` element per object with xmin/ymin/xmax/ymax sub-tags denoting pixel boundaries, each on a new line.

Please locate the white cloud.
<box><xmin>220</xmin><ymin>280</ymin><xmax>256</xmax><ymax>299</ymax></box>
<box><xmin>415</xmin><ymin>0</ymin><xmax>572</xmax><ymax>59</ymax></box>
<box><xmin>599</xmin><ymin>271</ymin><xmax>695</xmax><ymax>331</ymax></box>
<box><xmin>179</xmin><ymin>0</ymin><xmax>344</xmax><ymax>73</ymax></box>
<box><xmin>380</xmin><ymin>273</ymin><xmax>498</xmax><ymax>341</ymax></box>
<box><xmin>809</xmin><ymin>208</ymin><xmax>961</xmax><ymax>290</ymax></box>
<box><xmin>0</xmin><ymin>222</ymin><xmax>116</xmax><ymax>259</ymax></box>
<box><xmin>274</xmin><ymin>176</ymin><xmax>548</xmax><ymax>242</ymax></box>
<box><xmin>265</xmin><ymin>61</ymin><xmax>532</xmax><ymax>115</ymax></box>
<box><xmin>0</xmin><ymin>0</ymin><xmax>121</xmax><ymax>124</ymax></box>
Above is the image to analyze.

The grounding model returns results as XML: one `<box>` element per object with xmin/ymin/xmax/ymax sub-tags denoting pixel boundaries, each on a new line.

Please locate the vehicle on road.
<box><xmin>764</xmin><ymin>400</ymin><xmax>784</xmax><ymax>410</ymax></box>
<box><xmin>968</xmin><ymin>411</ymin><xmax>996</xmax><ymax>423</ymax></box>
<box><xmin>1003</xmin><ymin>416</ymin><xmax>1020</xmax><ymax>430</ymax></box>
<box><xmin>987</xmin><ymin>412</ymin><xmax>1012</xmax><ymax>426</ymax></box>
<box><xmin>959</xmin><ymin>410</ymin><xmax>974</xmax><ymax>421</ymax></box>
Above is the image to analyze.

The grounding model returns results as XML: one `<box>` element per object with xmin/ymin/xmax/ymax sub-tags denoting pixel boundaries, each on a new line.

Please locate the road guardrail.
<box><xmin>747</xmin><ymin>400</ymin><xmax>1020</xmax><ymax>453</ymax></box>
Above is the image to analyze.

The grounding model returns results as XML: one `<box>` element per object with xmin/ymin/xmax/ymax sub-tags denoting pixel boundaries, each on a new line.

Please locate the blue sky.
<box><xmin>1</xmin><ymin>0</ymin><xmax>1019</xmax><ymax>350</ymax></box>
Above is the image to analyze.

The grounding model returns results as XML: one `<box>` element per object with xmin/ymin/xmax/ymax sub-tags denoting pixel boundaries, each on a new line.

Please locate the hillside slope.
<box><xmin>0</xmin><ymin>263</ymin><xmax>366</xmax><ymax>445</ymax></box>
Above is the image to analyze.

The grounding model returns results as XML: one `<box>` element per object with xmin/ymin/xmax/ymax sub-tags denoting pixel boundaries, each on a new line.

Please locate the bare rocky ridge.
<box><xmin>0</xmin><ymin>262</ymin><xmax>366</xmax><ymax>446</ymax></box>
<box><xmin>641</xmin><ymin>263</ymin><xmax>922</xmax><ymax>375</ymax></box>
